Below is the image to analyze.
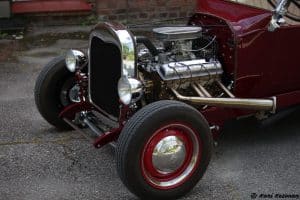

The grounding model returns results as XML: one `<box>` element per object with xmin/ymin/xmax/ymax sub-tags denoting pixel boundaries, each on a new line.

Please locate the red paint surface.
<box><xmin>143</xmin><ymin>129</ymin><xmax>192</xmax><ymax>181</ymax></box>
<box><xmin>235</xmin><ymin>26</ymin><xmax>300</xmax><ymax>98</ymax></box>
<box><xmin>12</xmin><ymin>0</ymin><xmax>92</xmax><ymax>14</ymax></box>
<box><xmin>93</xmin><ymin>127</ymin><xmax>122</xmax><ymax>148</ymax></box>
<box><xmin>59</xmin><ymin>101</ymin><xmax>94</xmax><ymax>119</ymax></box>
<box><xmin>190</xmin><ymin>0</ymin><xmax>300</xmax><ymax>129</ymax></box>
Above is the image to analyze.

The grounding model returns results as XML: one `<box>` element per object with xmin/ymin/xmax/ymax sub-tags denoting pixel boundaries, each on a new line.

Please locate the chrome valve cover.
<box><xmin>157</xmin><ymin>59</ymin><xmax>223</xmax><ymax>81</ymax></box>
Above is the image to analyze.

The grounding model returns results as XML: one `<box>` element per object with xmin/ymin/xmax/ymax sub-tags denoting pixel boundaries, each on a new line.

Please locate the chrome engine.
<box><xmin>158</xmin><ymin>59</ymin><xmax>222</xmax><ymax>81</ymax></box>
<box><xmin>87</xmin><ymin>23</ymin><xmax>226</xmax><ymax>118</ymax></box>
<box><xmin>137</xmin><ymin>26</ymin><xmax>223</xmax><ymax>87</ymax></box>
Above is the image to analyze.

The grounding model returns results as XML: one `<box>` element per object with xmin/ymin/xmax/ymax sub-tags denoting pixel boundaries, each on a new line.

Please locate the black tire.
<box><xmin>34</xmin><ymin>56</ymin><xmax>74</xmax><ymax>130</ymax></box>
<box><xmin>116</xmin><ymin>100</ymin><xmax>213</xmax><ymax>199</ymax></box>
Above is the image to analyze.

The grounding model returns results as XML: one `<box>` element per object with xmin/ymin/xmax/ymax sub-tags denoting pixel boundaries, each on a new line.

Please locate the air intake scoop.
<box><xmin>153</xmin><ymin>26</ymin><xmax>202</xmax><ymax>41</ymax></box>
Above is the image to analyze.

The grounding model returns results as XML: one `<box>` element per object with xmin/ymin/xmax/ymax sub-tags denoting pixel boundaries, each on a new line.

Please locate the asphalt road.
<box><xmin>0</xmin><ymin>28</ymin><xmax>299</xmax><ymax>200</ymax></box>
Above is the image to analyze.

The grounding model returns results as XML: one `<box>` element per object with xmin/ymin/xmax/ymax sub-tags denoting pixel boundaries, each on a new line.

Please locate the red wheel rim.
<box><xmin>141</xmin><ymin>123</ymin><xmax>202</xmax><ymax>190</ymax></box>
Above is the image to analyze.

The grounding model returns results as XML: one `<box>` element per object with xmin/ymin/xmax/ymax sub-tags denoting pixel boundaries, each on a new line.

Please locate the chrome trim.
<box><xmin>271</xmin><ymin>96</ymin><xmax>277</xmax><ymax>113</ymax></box>
<box><xmin>65</xmin><ymin>49</ymin><xmax>86</xmax><ymax>72</ymax></box>
<box><xmin>216</xmin><ymin>80</ymin><xmax>235</xmax><ymax>98</ymax></box>
<box><xmin>143</xmin><ymin>123</ymin><xmax>200</xmax><ymax>188</ymax></box>
<box><xmin>128</xmin><ymin>78</ymin><xmax>142</xmax><ymax>93</ymax></box>
<box><xmin>171</xmin><ymin>88</ymin><xmax>276</xmax><ymax>111</ymax></box>
<box><xmin>275</xmin><ymin>0</ymin><xmax>289</xmax><ymax>17</ymax></box>
<box><xmin>115</xmin><ymin>30</ymin><xmax>136</xmax><ymax>77</ymax></box>
<box><xmin>157</xmin><ymin>59</ymin><xmax>222</xmax><ymax>81</ymax></box>
<box><xmin>268</xmin><ymin>0</ymin><xmax>289</xmax><ymax>31</ymax></box>
<box><xmin>68</xmin><ymin>84</ymin><xmax>81</xmax><ymax>103</ymax></box>
<box><xmin>192</xmin><ymin>84</ymin><xmax>205</xmax><ymax>97</ymax></box>
<box><xmin>152</xmin><ymin>136</ymin><xmax>187</xmax><ymax>174</ymax></box>
<box><xmin>153</xmin><ymin>26</ymin><xmax>202</xmax><ymax>41</ymax></box>
<box><xmin>197</xmin><ymin>83</ymin><xmax>212</xmax><ymax>98</ymax></box>
<box><xmin>87</xmin><ymin>22</ymin><xmax>137</xmax><ymax>120</ymax></box>
<box><xmin>118</xmin><ymin>77</ymin><xmax>144</xmax><ymax>105</ymax></box>
<box><xmin>88</xmin><ymin>31</ymin><xmax>119</xmax><ymax>121</ymax></box>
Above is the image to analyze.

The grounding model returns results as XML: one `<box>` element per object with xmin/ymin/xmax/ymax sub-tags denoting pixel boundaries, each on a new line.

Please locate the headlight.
<box><xmin>65</xmin><ymin>50</ymin><xmax>86</xmax><ymax>72</ymax></box>
<box><xmin>118</xmin><ymin>76</ymin><xmax>143</xmax><ymax>105</ymax></box>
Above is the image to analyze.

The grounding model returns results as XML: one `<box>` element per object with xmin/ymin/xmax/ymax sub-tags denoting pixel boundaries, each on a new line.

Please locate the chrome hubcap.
<box><xmin>68</xmin><ymin>84</ymin><xmax>81</xmax><ymax>103</ymax></box>
<box><xmin>60</xmin><ymin>78</ymin><xmax>80</xmax><ymax>106</ymax></box>
<box><xmin>152</xmin><ymin>136</ymin><xmax>186</xmax><ymax>174</ymax></box>
<box><xmin>141</xmin><ymin>123</ymin><xmax>202</xmax><ymax>190</ymax></box>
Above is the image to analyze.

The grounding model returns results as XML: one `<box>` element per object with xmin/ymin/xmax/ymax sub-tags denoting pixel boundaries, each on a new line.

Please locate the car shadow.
<box><xmin>218</xmin><ymin>107</ymin><xmax>300</xmax><ymax>146</ymax></box>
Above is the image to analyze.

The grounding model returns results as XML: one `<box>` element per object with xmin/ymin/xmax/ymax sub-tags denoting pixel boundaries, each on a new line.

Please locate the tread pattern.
<box><xmin>34</xmin><ymin>56</ymin><xmax>72</xmax><ymax>129</ymax></box>
<box><xmin>116</xmin><ymin>100</ymin><xmax>212</xmax><ymax>199</ymax></box>
<box><xmin>34</xmin><ymin>56</ymin><xmax>64</xmax><ymax>112</ymax></box>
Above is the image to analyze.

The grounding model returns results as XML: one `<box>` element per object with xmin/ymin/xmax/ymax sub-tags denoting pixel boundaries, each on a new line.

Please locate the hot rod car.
<box><xmin>34</xmin><ymin>0</ymin><xmax>300</xmax><ymax>199</ymax></box>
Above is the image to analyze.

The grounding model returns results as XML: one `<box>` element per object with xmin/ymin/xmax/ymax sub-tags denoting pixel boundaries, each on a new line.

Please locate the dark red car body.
<box><xmin>191</xmin><ymin>0</ymin><xmax>300</xmax><ymax>130</ymax></box>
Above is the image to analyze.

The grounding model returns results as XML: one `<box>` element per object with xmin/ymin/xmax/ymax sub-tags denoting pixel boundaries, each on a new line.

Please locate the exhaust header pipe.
<box><xmin>171</xmin><ymin>88</ymin><xmax>276</xmax><ymax>112</ymax></box>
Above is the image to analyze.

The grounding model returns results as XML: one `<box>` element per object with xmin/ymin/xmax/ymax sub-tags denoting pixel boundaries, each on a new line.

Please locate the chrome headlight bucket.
<box><xmin>65</xmin><ymin>50</ymin><xmax>87</xmax><ymax>72</ymax></box>
<box><xmin>118</xmin><ymin>76</ymin><xmax>143</xmax><ymax>105</ymax></box>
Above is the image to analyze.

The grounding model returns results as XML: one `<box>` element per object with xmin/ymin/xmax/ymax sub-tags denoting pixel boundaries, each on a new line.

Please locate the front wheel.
<box><xmin>116</xmin><ymin>100</ymin><xmax>213</xmax><ymax>199</ymax></box>
<box><xmin>34</xmin><ymin>56</ymin><xmax>80</xmax><ymax>130</ymax></box>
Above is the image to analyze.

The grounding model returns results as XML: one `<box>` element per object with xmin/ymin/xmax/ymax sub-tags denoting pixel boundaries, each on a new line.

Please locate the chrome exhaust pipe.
<box><xmin>171</xmin><ymin>88</ymin><xmax>276</xmax><ymax>112</ymax></box>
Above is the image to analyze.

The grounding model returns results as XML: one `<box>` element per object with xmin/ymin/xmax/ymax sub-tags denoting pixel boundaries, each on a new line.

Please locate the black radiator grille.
<box><xmin>89</xmin><ymin>37</ymin><xmax>121</xmax><ymax>118</ymax></box>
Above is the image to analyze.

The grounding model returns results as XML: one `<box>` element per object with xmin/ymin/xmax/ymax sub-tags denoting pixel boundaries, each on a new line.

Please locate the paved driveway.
<box><xmin>0</xmin><ymin>27</ymin><xmax>299</xmax><ymax>200</ymax></box>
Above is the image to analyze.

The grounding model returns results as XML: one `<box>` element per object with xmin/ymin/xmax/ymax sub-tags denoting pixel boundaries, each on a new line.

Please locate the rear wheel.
<box><xmin>34</xmin><ymin>56</ymin><xmax>80</xmax><ymax>130</ymax></box>
<box><xmin>116</xmin><ymin>100</ymin><xmax>213</xmax><ymax>199</ymax></box>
